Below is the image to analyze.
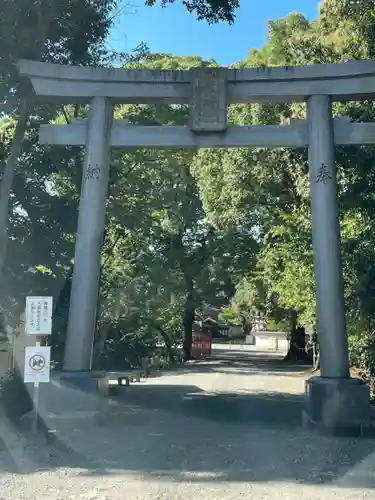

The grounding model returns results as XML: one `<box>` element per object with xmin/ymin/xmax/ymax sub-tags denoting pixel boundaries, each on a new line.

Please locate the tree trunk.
<box><xmin>240</xmin><ymin>313</ymin><xmax>251</xmax><ymax>336</ymax></box>
<box><xmin>312</xmin><ymin>348</ymin><xmax>320</xmax><ymax>371</ymax></box>
<box><xmin>155</xmin><ymin>325</ymin><xmax>175</xmax><ymax>362</ymax></box>
<box><xmin>285</xmin><ymin>324</ymin><xmax>309</xmax><ymax>363</ymax></box>
<box><xmin>284</xmin><ymin>310</ymin><xmax>310</xmax><ymax>363</ymax></box>
<box><xmin>182</xmin><ymin>295</ymin><xmax>195</xmax><ymax>362</ymax></box>
<box><xmin>0</xmin><ymin>98</ymin><xmax>33</xmax><ymax>277</ymax></box>
<box><xmin>92</xmin><ymin>229</ymin><xmax>110</xmax><ymax>367</ymax></box>
<box><xmin>284</xmin><ymin>309</ymin><xmax>298</xmax><ymax>361</ymax></box>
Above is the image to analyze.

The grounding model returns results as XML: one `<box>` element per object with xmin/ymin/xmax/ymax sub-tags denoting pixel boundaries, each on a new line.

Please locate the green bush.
<box><xmin>348</xmin><ymin>326</ymin><xmax>375</xmax><ymax>397</ymax></box>
<box><xmin>348</xmin><ymin>332</ymin><xmax>366</xmax><ymax>369</ymax></box>
<box><xmin>266</xmin><ymin>317</ymin><xmax>289</xmax><ymax>332</ymax></box>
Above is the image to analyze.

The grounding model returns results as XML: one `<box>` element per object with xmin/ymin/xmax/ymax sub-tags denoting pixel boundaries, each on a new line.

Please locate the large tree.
<box><xmin>92</xmin><ymin>52</ymin><xmax>255</xmax><ymax>363</ymax></box>
<box><xmin>0</xmin><ymin>0</ymin><xmax>120</xmax><ymax>280</ymax></box>
<box><xmin>10</xmin><ymin>50</ymin><xmax>255</xmax><ymax>366</ymax></box>
<box><xmin>192</xmin><ymin>3</ymin><xmax>375</xmax><ymax>367</ymax></box>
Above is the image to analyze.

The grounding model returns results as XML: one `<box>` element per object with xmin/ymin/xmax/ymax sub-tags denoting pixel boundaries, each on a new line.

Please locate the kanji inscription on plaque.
<box><xmin>189</xmin><ymin>68</ymin><xmax>227</xmax><ymax>133</ymax></box>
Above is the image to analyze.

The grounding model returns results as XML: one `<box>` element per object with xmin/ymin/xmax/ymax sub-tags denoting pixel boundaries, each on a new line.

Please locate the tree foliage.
<box><xmin>146</xmin><ymin>0</ymin><xmax>239</xmax><ymax>23</ymax></box>
<box><xmin>0</xmin><ymin>0</ymin><xmax>122</xmax><ymax>284</ymax></box>
<box><xmin>193</xmin><ymin>0</ymin><xmax>375</xmax><ymax>371</ymax></box>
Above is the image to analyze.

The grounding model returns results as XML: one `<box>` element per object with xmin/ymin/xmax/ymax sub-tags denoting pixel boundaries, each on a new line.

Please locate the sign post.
<box><xmin>24</xmin><ymin>296</ymin><xmax>53</xmax><ymax>434</ymax></box>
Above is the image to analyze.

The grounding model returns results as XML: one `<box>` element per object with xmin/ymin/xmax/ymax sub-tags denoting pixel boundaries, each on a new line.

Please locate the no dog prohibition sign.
<box><xmin>28</xmin><ymin>353</ymin><xmax>46</xmax><ymax>371</ymax></box>
<box><xmin>24</xmin><ymin>346</ymin><xmax>51</xmax><ymax>384</ymax></box>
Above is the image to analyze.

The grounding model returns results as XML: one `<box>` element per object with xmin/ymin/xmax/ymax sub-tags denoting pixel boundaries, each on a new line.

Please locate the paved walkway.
<box><xmin>1</xmin><ymin>349</ymin><xmax>375</xmax><ymax>499</ymax></box>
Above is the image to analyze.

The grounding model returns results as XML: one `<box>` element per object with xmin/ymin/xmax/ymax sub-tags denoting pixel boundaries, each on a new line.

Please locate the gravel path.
<box><xmin>1</xmin><ymin>349</ymin><xmax>375</xmax><ymax>499</ymax></box>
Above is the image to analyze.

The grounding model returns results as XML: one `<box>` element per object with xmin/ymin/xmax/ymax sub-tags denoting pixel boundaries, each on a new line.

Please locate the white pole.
<box><xmin>32</xmin><ymin>339</ymin><xmax>41</xmax><ymax>434</ymax></box>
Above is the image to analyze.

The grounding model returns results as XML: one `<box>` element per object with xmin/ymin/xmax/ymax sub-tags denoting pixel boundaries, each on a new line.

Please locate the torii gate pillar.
<box><xmin>304</xmin><ymin>95</ymin><xmax>369</xmax><ymax>432</ymax></box>
<box><xmin>63</xmin><ymin>97</ymin><xmax>113</xmax><ymax>371</ymax></box>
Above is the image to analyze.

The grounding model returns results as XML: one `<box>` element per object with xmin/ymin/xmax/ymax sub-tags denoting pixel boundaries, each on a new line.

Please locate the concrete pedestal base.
<box><xmin>303</xmin><ymin>376</ymin><xmax>371</xmax><ymax>436</ymax></box>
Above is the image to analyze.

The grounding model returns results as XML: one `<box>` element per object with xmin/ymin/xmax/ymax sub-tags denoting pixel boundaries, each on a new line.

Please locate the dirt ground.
<box><xmin>1</xmin><ymin>347</ymin><xmax>375</xmax><ymax>500</ymax></box>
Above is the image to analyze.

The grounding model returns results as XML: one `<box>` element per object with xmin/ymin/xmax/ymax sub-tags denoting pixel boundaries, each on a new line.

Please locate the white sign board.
<box><xmin>25</xmin><ymin>296</ymin><xmax>53</xmax><ymax>335</ymax></box>
<box><xmin>24</xmin><ymin>346</ymin><xmax>51</xmax><ymax>383</ymax></box>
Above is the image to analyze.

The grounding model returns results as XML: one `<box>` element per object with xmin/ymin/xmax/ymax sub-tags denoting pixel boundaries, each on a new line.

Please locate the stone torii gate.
<box><xmin>17</xmin><ymin>58</ymin><xmax>375</xmax><ymax>431</ymax></box>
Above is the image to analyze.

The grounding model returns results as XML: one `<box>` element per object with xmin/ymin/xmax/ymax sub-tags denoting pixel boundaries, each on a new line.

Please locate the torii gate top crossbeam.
<box><xmin>17</xmin><ymin>58</ymin><xmax>375</xmax><ymax>104</ymax></box>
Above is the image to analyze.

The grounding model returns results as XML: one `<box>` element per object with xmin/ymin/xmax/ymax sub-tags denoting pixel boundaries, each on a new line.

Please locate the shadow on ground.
<box><xmin>1</xmin><ymin>351</ymin><xmax>374</xmax><ymax>490</ymax></box>
<box><xmin>105</xmin><ymin>385</ymin><xmax>305</xmax><ymax>427</ymax></box>
<box><xmin>23</xmin><ymin>386</ymin><xmax>375</xmax><ymax>489</ymax></box>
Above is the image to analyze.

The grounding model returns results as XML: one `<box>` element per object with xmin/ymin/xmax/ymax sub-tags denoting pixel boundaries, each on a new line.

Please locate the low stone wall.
<box><xmin>254</xmin><ymin>336</ymin><xmax>288</xmax><ymax>351</ymax></box>
<box><xmin>246</xmin><ymin>332</ymin><xmax>288</xmax><ymax>351</ymax></box>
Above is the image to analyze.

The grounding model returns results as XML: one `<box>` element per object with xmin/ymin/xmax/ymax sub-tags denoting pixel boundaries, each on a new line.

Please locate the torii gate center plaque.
<box><xmin>189</xmin><ymin>68</ymin><xmax>227</xmax><ymax>133</ymax></box>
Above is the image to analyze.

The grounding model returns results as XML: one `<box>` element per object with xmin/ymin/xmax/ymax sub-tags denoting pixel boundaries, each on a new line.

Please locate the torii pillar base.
<box><xmin>303</xmin><ymin>376</ymin><xmax>371</xmax><ymax>436</ymax></box>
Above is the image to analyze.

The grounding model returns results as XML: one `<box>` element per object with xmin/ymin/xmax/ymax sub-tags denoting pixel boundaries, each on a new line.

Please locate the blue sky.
<box><xmin>108</xmin><ymin>0</ymin><xmax>320</xmax><ymax>65</ymax></box>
